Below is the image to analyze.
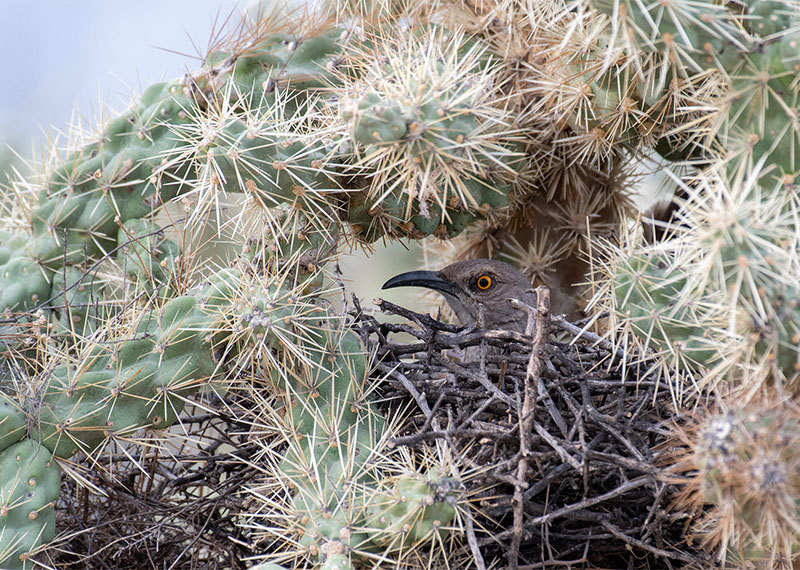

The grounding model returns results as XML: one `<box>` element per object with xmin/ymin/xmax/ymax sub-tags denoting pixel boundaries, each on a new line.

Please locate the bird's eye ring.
<box><xmin>476</xmin><ymin>275</ymin><xmax>492</xmax><ymax>290</ymax></box>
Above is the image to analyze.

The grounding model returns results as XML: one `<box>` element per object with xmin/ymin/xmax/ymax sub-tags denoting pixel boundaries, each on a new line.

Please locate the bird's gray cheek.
<box><xmin>441</xmin><ymin>293</ymin><xmax>476</xmax><ymax>326</ymax></box>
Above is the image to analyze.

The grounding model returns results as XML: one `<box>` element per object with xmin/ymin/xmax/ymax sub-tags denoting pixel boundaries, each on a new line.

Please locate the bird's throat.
<box><xmin>440</xmin><ymin>292</ymin><xmax>478</xmax><ymax>327</ymax></box>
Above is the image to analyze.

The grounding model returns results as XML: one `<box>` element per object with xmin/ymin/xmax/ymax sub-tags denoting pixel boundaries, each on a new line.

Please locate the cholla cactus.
<box><xmin>0</xmin><ymin>0</ymin><xmax>799</xmax><ymax>568</ymax></box>
<box><xmin>338</xmin><ymin>29</ymin><xmax>521</xmax><ymax>217</ymax></box>
<box><xmin>579</xmin><ymin>1</ymin><xmax>800</xmax><ymax>565</ymax></box>
<box><xmin>587</xmin><ymin>1</ymin><xmax>800</xmax><ymax>398</ymax></box>
<box><xmin>671</xmin><ymin>399</ymin><xmax>800</xmax><ymax>567</ymax></box>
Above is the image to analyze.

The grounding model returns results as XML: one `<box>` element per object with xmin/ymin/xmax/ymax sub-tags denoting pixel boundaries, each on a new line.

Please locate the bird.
<box><xmin>381</xmin><ymin>258</ymin><xmax>538</xmax><ymax>333</ymax></box>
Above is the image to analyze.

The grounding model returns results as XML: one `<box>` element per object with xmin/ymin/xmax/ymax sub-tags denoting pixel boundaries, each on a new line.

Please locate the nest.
<box><xmin>354</xmin><ymin>290</ymin><xmax>711</xmax><ymax>570</ymax></box>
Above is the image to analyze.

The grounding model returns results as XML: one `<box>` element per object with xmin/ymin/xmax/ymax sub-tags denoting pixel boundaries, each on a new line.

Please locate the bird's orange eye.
<box><xmin>476</xmin><ymin>275</ymin><xmax>492</xmax><ymax>290</ymax></box>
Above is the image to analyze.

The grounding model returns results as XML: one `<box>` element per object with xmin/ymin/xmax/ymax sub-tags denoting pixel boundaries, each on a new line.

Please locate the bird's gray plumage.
<box><xmin>382</xmin><ymin>259</ymin><xmax>538</xmax><ymax>332</ymax></box>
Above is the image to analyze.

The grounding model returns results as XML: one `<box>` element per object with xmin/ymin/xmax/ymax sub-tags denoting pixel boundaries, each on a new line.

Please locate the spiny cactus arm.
<box><xmin>338</xmin><ymin>28</ymin><xmax>522</xmax><ymax>215</ymax></box>
<box><xmin>9</xmin><ymin>267</ymin><xmax>235</xmax><ymax>460</ymax></box>
<box><xmin>578</xmin><ymin>4</ymin><xmax>800</xmax><ymax>562</ymax></box>
<box><xmin>0</xmin><ymin>395</ymin><xmax>26</xmax><ymax>452</ymax></box>
<box><xmin>0</xmin><ymin>20</ymin><xmax>354</xmax><ymax>341</ymax></box>
<box><xmin>0</xmin><ymin>439</ymin><xmax>61</xmax><ymax>570</ymax></box>
<box><xmin>591</xmin><ymin>161</ymin><xmax>800</xmax><ymax>401</ymax></box>
<box><xmin>48</xmin><ymin>266</ymin><xmax>110</xmax><ymax>337</ymax></box>
<box><xmin>0</xmin><ymin>261</ymin><xmax>243</xmax><ymax>566</ymax></box>
<box><xmin>0</xmin><ymin>239</ymin><xmax>462</xmax><ymax>569</ymax></box>
<box><xmin>229</xmin><ymin>267</ymin><xmax>460</xmax><ymax>569</ymax></box>
<box><xmin>116</xmin><ymin>218</ymin><xmax>180</xmax><ymax>295</ymax></box>
<box><xmin>0</xmin><ymin>19</ymin><xmax>532</xmax><ymax>348</ymax></box>
<box><xmin>590</xmin><ymin>0</ymin><xmax>800</xmax><ymax>172</ymax></box>
<box><xmin>671</xmin><ymin>401</ymin><xmax>800</xmax><ymax>566</ymax></box>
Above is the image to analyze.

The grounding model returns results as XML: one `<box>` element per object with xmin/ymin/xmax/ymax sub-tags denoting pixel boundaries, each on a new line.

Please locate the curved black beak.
<box><xmin>381</xmin><ymin>270</ymin><xmax>460</xmax><ymax>297</ymax></box>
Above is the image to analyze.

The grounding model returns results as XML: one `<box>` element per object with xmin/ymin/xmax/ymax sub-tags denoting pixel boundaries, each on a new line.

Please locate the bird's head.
<box><xmin>382</xmin><ymin>259</ymin><xmax>536</xmax><ymax>331</ymax></box>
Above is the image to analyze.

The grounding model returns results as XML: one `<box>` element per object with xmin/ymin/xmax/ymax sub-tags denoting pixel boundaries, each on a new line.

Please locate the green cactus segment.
<box><xmin>596</xmin><ymin>0</ymin><xmax>800</xmax><ymax>402</ymax></box>
<box><xmin>591</xmin><ymin>0</ymin><xmax>746</xmax><ymax>73</ymax></box>
<box><xmin>25</xmin><ymin>25</ymin><xmax>348</xmax><ymax>276</ymax></box>
<box><xmin>694</xmin><ymin>408</ymin><xmax>800</xmax><ymax>563</ymax></box>
<box><xmin>591</xmin><ymin>0</ymin><xmax>796</xmax><ymax>76</ymax></box>
<box><xmin>116</xmin><ymin>219</ymin><xmax>179</xmax><ymax>293</ymax></box>
<box><xmin>201</xmin><ymin>26</ymin><xmax>349</xmax><ymax>97</ymax></box>
<box><xmin>0</xmin><ymin>23</ymin><xmax>346</xmax><ymax>325</ymax></box>
<box><xmin>591</xmin><ymin>0</ymin><xmax>799</xmax><ymax>172</ymax></box>
<box><xmin>199</xmin><ymin>115</ymin><xmax>332</xmax><ymax>206</ymax></box>
<box><xmin>257</xmin><ymin>327</ymin><xmax>371</xmax><ymax>563</ymax></box>
<box><xmin>49</xmin><ymin>268</ymin><xmax>107</xmax><ymax>336</ymax></box>
<box><xmin>742</xmin><ymin>0</ymin><xmax>800</xmax><ymax>40</ymax></box>
<box><xmin>342</xmin><ymin>57</ymin><xmax>498</xmax><ymax>165</ymax></box>
<box><xmin>346</xmin><ymin>179</ymin><xmax>510</xmax><ymax>243</ymax></box>
<box><xmin>0</xmin><ymin>232</ymin><xmax>54</xmax><ymax>350</ymax></box>
<box><xmin>225</xmin><ymin>27</ymin><xmax>348</xmax><ymax>94</ymax></box>
<box><xmin>695</xmin><ymin>189</ymin><xmax>794</xmax><ymax>299</ymax></box>
<box><xmin>0</xmin><ymin>395</ymin><xmax>26</xmax><ymax>453</ymax></box>
<box><xmin>31</xmin><ymin>190</ymin><xmax>119</xmax><ymax>267</ymax></box>
<box><xmin>0</xmin><ymin>439</ymin><xmax>61</xmax><ymax>570</ymax></box>
<box><xmin>46</xmin><ymin>79</ymin><xmax>192</xmax><ymax>203</ymax></box>
<box><xmin>727</xmin><ymin>34</ymin><xmax>800</xmax><ymax>175</ymax></box>
<box><xmin>319</xmin><ymin>554</ymin><xmax>353</xmax><ymax>570</ymax></box>
<box><xmin>672</xmin><ymin>181</ymin><xmax>800</xmax><ymax>384</ymax></box>
<box><xmin>0</xmin><ymin>233</ymin><xmax>52</xmax><ymax>316</ymax></box>
<box><xmin>0</xmin><ymin>255</ymin><xmax>50</xmax><ymax>341</ymax></box>
<box><xmin>233</xmin><ymin>284</ymin><xmax>328</xmax><ymax>360</ymax></box>
<box><xmin>750</xmin><ymin>283</ymin><xmax>800</xmax><ymax>382</ymax></box>
<box><xmin>0</xmin><ymin>20</ymin><xmax>354</xmax><ymax>359</ymax></box>
<box><xmin>363</xmin><ymin>474</ymin><xmax>458</xmax><ymax>549</ymax></box>
<box><xmin>245</xmin><ymin>308</ymin><xmax>458</xmax><ymax>566</ymax></box>
<box><xmin>34</xmin><ymin>80</ymin><xmax>195</xmax><ymax>270</ymax></box>
<box><xmin>345</xmin><ymin>91</ymin><xmax>408</xmax><ymax>145</ymax></box>
<box><xmin>339</xmin><ymin>30</ymin><xmax>519</xmax><ymax>227</ymax></box>
<box><xmin>30</xmin><ymin>273</ymin><xmax>235</xmax><ymax>458</ymax></box>
<box><xmin>241</xmin><ymin>210</ymin><xmax>337</xmax><ymax>290</ymax></box>
<box><xmin>613</xmin><ymin>252</ymin><xmax>721</xmax><ymax>370</ymax></box>
<box><xmin>0</xmin><ymin>233</ymin><xmax>56</xmax><ymax>273</ymax></box>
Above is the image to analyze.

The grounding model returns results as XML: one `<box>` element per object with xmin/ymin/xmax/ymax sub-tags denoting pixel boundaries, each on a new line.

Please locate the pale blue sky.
<box><xmin>0</xmin><ymin>0</ymin><xmax>242</xmax><ymax>155</ymax></box>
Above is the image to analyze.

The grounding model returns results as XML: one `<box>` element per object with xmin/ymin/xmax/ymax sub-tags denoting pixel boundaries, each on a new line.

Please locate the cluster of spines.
<box><xmin>591</xmin><ymin>146</ymin><xmax>800</xmax><ymax>401</ymax></box>
<box><xmin>0</xmin><ymin>265</ymin><xmax>240</xmax><ymax>568</ymax></box>
<box><xmin>573</xmin><ymin>2</ymin><xmax>800</xmax><ymax>565</ymax></box>
<box><xmin>412</xmin><ymin>1</ymin><xmax>639</xmax><ymax>313</ymax></box>
<box><xmin>671</xmin><ymin>401</ymin><xmax>800</xmax><ymax>566</ymax></box>
<box><xmin>0</xmin><ymin>5</ymin><xmax>589</xmax><ymax>568</ymax></box>
<box><xmin>222</xmin><ymin>260</ymin><xmax>461</xmax><ymax>569</ymax></box>
<box><xmin>337</xmin><ymin>29</ymin><xmax>521</xmax><ymax>217</ymax></box>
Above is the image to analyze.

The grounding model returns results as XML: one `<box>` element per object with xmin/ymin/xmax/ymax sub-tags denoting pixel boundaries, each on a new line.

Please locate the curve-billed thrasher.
<box><xmin>382</xmin><ymin>259</ymin><xmax>538</xmax><ymax>332</ymax></box>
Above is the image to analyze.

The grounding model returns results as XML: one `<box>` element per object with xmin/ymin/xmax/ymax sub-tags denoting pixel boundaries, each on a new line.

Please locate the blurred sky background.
<box><xmin>1</xmin><ymin>1</ymin><xmax>244</xmax><ymax>159</ymax></box>
<box><xmin>0</xmin><ymin>0</ymin><xmax>423</xmax><ymax>308</ymax></box>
